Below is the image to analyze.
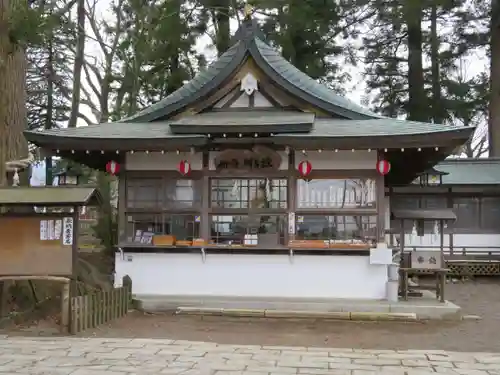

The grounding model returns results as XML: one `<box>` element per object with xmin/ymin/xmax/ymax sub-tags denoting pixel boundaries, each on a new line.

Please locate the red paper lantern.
<box><xmin>105</xmin><ymin>160</ymin><xmax>120</xmax><ymax>175</ymax></box>
<box><xmin>298</xmin><ymin>160</ymin><xmax>312</xmax><ymax>177</ymax></box>
<box><xmin>178</xmin><ymin>160</ymin><xmax>191</xmax><ymax>176</ymax></box>
<box><xmin>376</xmin><ymin>159</ymin><xmax>391</xmax><ymax>176</ymax></box>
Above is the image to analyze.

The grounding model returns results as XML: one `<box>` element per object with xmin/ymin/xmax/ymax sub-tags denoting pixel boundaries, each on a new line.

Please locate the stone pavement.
<box><xmin>0</xmin><ymin>336</ymin><xmax>500</xmax><ymax>375</ymax></box>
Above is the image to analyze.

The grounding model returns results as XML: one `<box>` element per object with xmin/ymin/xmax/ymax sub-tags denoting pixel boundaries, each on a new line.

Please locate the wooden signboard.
<box><xmin>410</xmin><ymin>250</ymin><xmax>443</xmax><ymax>270</ymax></box>
<box><xmin>0</xmin><ymin>216</ymin><xmax>73</xmax><ymax>276</ymax></box>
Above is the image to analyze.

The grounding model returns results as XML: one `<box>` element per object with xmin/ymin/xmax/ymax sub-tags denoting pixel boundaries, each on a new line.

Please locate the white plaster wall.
<box><xmin>115</xmin><ymin>253</ymin><xmax>389</xmax><ymax>300</ymax></box>
<box><xmin>125</xmin><ymin>152</ymin><xmax>203</xmax><ymax>171</ymax></box>
<box><xmin>208</xmin><ymin>151</ymin><xmax>288</xmax><ymax>170</ymax></box>
<box><xmin>295</xmin><ymin>150</ymin><xmax>377</xmax><ymax>170</ymax></box>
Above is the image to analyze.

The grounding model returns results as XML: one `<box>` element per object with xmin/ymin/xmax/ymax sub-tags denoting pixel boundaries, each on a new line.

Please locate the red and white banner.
<box><xmin>376</xmin><ymin>159</ymin><xmax>391</xmax><ymax>176</ymax></box>
<box><xmin>298</xmin><ymin>160</ymin><xmax>312</xmax><ymax>177</ymax></box>
<box><xmin>178</xmin><ymin>160</ymin><xmax>191</xmax><ymax>176</ymax></box>
<box><xmin>105</xmin><ymin>160</ymin><xmax>120</xmax><ymax>175</ymax></box>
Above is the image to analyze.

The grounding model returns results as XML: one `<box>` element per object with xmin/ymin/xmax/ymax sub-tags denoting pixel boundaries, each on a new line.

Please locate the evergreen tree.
<box><xmin>253</xmin><ymin>0</ymin><xmax>362</xmax><ymax>91</ymax></box>
<box><xmin>362</xmin><ymin>0</ymin><xmax>488</xmax><ymax>134</ymax></box>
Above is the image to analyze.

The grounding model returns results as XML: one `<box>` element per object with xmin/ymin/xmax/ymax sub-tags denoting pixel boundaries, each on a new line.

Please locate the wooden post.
<box><xmin>71</xmin><ymin>207</ymin><xmax>79</xmax><ymax>297</ymax></box>
<box><xmin>0</xmin><ymin>281</ymin><xmax>8</xmax><ymax>318</ymax></box>
<box><xmin>123</xmin><ymin>275</ymin><xmax>132</xmax><ymax>310</ymax></box>
<box><xmin>200</xmin><ymin>151</ymin><xmax>210</xmax><ymax>241</ymax></box>
<box><xmin>376</xmin><ymin>172</ymin><xmax>386</xmax><ymax>243</ymax></box>
<box><xmin>286</xmin><ymin>150</ymin><xmax>296</xmax><ymax>245</ymax></box>
<box><xmin>61</xmin><ymin>280</ymin><xmax>70</xmax><ymax>333</ymax></box>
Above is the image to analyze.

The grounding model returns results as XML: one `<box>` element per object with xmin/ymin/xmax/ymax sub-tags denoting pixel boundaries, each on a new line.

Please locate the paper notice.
<box><xmin>47</xmin><ymin>220</ymin><xmax>55</xmax><ymax>240</ymax></box>
<box><xmin>54</xmin><ymin>220</ymin><xmax>62</xmax><ymax>240</ymax></box>
<box><xmin>62</xmin><ymin>217</ymin><xmax>74</xmax><ymax>246</ymax></box>
<box><xmin>40</xmin><ymin>220</ymin><xmax>48</xmax><ymax>240</ymax></box>
<box><xmin>288</xmin><ymin>212</ymin><xmax>296</xmax><ymax>234</ymax></box>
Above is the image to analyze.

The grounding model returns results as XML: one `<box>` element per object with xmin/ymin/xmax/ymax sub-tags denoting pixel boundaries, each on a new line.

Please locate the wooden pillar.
<box><xmin>286</xmin><ymin>150</ymin><xmax>296</xmax><ymax>244</ymax></box>
<box><xmin>117</xmin><ymin>174</ymin><xmax>126</xmax><ymax>243</ymax></box>
<box><xmin>376</xmin><ymin>166</ymin><xmax>386</xmax><ymax>243</ymax></box>
<box><xmin>60</xmin><ymin>280</ymin><xmax>70</xmax><ymax>333</ymax></box>
<box><xmin>201</xmin><ymin>151</ymin><xmax>210</xmax><ymax>241</ymax></box>
<box><xmin>0</xmin><ymin>281</ymin><xmax>8</xmax><ymax>318</ymax></box>
<box><xmin>447</xmin><ymin>188</ymin><xmax>454</xmax><ymax>255</ymax></box>
<box><xmin>70</xmin><ymin>207</ymin><xmax>79</xmax><ymax>330</ymax></box>
<box><xmin>388</xmin><ymin>187</ymin><xmax>394</xmax><ymax>247</ymax></box>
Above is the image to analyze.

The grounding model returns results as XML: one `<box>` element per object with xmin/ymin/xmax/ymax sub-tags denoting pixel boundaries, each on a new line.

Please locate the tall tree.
<box><xmin>490</xmin><ymin>0</ymin><xmax>500</xmax><ymax>155</ymax></box>
<box><xmin>404</xmin><ymin>0</ymin><xmax>427</xmax><ymax>121</ymax></box>
<box><xmin>254</xmin><ymin>0</ymin><xmax>373</xmax><ymax>91</ymax></box>
<box><xmin>206</xmin><ymin>0</ymin><xmax>231</xmax><ymax>56</ymax></box>
<box><xmin>67</xmin><ymin>0</ymin><xmax>85</xmax><ymax>128</ymax></box>
<box><xmin>0</xmin><ymin>0</ymin><xmax>30</xmax><ymax>187</ymax></box>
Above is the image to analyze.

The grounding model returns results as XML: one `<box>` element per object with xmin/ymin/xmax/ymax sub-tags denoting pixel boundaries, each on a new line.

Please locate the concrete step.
<box><xmin>134</xmin><ymin>294</ymin><xmax>461</xmax><ymax>320</ymax></box>
<box><xmin>176</xmin><ymin>306</ymin><xmax>418</xmax><ymax>322</ymax></box>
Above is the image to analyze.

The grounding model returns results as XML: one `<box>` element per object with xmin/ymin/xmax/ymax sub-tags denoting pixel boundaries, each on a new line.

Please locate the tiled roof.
<box><xmin>170</xmin><ymin>111</ymin><xmax>315</xmax><ymax>126</ymax></box>
<box><xmin>122</xmin><ymin>19</ymin><xmax>384</xmax><ymax>122</ymax></box>
<box><xmin>252</xmin><ymin>38</ymin><xmax>382</xmax><ymax>119</ymax></box>
<box><xmin>435</xmin><ymin>158</ymin><xmax>500</xmax><ymax>185</ymax></box>
<box><xmin>284</xmin><ymin>118</ymin><xmax>466</xmax><ymax>137</ymax></box>
<box><xmin>122</xmin><ymin>41</ymin><xmax>246</xmax><ymax>122</ymax></box>
<box><xmin>0</xmin><ymin>186</ymin><xmax>101</xmax><ymax>206</ymax></box>
<box><xmin>28</xmin><ymin>122</ymin><xmax>202</xmax><ymax>139</ymax></box>
<box><xmin>27</xmin><ymin>117</ymin><xmax>469</xmax><ymax>140</ymax></box>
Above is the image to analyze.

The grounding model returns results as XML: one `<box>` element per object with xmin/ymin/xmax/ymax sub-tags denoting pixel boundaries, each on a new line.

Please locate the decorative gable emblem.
<box><xmin>240</xmin><ymin>72</ymin><xmax>258</xmax><ymax>95</ymax></box>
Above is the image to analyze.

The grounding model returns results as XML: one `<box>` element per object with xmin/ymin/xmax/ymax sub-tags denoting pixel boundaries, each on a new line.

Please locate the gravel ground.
<box><xmin>75</xmin><ymin>277</ymin><xmax>500</xmax><ymax>352</ymax></box>
<box><xmin>3</xmin><ymin>277</ymin><xmax>500</xmax><ymax>352</ymax></box>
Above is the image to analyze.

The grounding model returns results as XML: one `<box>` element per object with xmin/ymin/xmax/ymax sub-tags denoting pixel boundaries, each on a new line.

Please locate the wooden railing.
<box><xmin>70</xmin><ymin>276</ymin><xmax>132</xmax><ymax>334</ymax></box>
<box><xmin>392</xmin><ymin>244</ymin><xmax>500</xmax><ymax>257</ymax></box>
<box><xmin>398</xmin><ymin>248</ymin><xmax>500</xmax><ymax>276</ymax></box>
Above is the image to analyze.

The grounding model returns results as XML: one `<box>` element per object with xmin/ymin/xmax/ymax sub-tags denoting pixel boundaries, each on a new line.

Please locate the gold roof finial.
<box><xmin>244</xmin><ymin>3</ymin><xmax>253</xmax><ymax>19</ymax></box>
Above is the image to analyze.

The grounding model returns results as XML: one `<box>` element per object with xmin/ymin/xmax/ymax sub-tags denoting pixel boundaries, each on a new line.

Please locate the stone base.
<box><xmin>134</xmin><ymin>291</ymin><xmax>461</xmax><ymax>320</ymax></box>
<box><xmin>175</xmin><ymin>307</ymin><xmax>418</xmax><ymax>322</ymax></box>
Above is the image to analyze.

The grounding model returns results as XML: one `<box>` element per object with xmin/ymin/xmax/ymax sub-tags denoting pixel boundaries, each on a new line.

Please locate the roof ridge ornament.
<box><xmin>244</xmin><ymin>3</ymin><xmax>253</xmax><ymax>20</ymax></box>
<box><xmin>240</xmin><ymin>72</ymin><xmax>258</xmax><ymax>95</ymax></box>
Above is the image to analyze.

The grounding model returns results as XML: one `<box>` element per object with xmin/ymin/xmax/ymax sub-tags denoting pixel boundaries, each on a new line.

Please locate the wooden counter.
<box><xmin>117</xmin><ymin>243</ymin><xmax>372</xmax><ymax>256</ymax></box>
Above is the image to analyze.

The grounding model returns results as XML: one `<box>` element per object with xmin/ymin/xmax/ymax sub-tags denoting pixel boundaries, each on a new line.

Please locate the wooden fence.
<box><xmin>70</xmin><ymin>276</ymin><xmax>132</xmax><ymax>334</ymax></box>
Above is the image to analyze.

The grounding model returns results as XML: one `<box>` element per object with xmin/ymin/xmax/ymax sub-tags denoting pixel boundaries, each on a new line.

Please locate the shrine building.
<box><xmin>25</xmin><ymin>15</ymin><xmax>489</xmax><ymax>307</ymax></box>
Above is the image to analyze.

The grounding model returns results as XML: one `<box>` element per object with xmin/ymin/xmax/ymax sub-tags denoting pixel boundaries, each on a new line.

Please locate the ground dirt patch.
<box><xmin>3</xmin><ymin>277</ymin><xmax>500</xmax><ymax>352</ymax></box>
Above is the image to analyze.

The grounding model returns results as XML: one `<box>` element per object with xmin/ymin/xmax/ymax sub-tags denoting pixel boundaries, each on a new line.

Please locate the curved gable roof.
<box><xmin>123</xmin><ymin>41</ymin><xmax>247</xmax><ymax>122</ymax></box>
<box><xmin>250</xmin><ymin>38</ymin><xmax>381</xmax><ymax>119</ymax></box>
<box><xmin>123</xmin><ymin>18</ymin><xmax>382</xmax><ymax>123</ymax></box>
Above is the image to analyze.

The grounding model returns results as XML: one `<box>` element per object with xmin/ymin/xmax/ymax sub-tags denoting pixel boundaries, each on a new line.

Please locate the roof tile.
<box><xmin>0</xmin><ymin>187</ymin><xmax>101</xmax><ymax>206</ymax></box>
<box><xmin>436</xmin><ymin>158</ymin><xmax>500</xmax><ymax>185</ymax></box>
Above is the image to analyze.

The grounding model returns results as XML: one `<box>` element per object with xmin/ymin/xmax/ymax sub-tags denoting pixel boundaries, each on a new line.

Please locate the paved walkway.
<box><xmin>0</xmin><ymin>336</ymin><xmax>499</xmax><ymax>375</ymax></box>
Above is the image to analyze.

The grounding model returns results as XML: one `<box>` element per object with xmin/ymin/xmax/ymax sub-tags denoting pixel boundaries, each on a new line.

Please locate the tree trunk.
<box><xmin>430</xmin><ymin>1</ymin><xmax>443</xmax><ymax>124</ymax></box>
<box><xmin>404</xmin><ymin>0</ymin><xmax>427</xmax><ymax>122</ymax></box>
<box><xmin>489</xmin><ymin>0</ymin><xmax>500</xmax><ymax>156</ymax></box>
<box><xmin>0</xmin><ymin>0</ymin><xmax>29</xmax><ymax>187</ymax></box>
<box><xmin>0</xmin><ymin>0</ymin><xmax>29</xmax><ymax>315</ymax></box>
<box><xmin>211</xmin><ymin>0</ymin><xmax>230</xmax><ymax>56</ymax></box>
<box><xmin>67</xmin><ymin>0</ymin><xmax>85</xmax><ymax>128</ymax></box>
<box><xmin>45</xmin><ymin>37</ymin><xmax>54</xmax><ymax>185</ymax></box>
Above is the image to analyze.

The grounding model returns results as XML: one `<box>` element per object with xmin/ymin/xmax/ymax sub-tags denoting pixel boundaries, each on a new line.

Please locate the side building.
<box><xmin>390</xmin><ymin>157</ymin><xmax>500</xmax><ymax>254</ymax></box>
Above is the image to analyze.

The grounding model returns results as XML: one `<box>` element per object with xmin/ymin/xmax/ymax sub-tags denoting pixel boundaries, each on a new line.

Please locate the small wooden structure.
<box><xmin>393</xmin><ymin>209</ymin><xmax>456</xmax><ymax>303</ymax></box>
<box><xmin>0</xmin><ymin>186</ymin><xmax>102</xmax><ymax>332</ymax></box>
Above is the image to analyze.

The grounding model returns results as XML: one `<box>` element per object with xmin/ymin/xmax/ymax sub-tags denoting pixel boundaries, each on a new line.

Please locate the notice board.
<box><xmin>0</xmin><ymin>216</ymin><xmax>73</xmax><ymax>276</ymax></box>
